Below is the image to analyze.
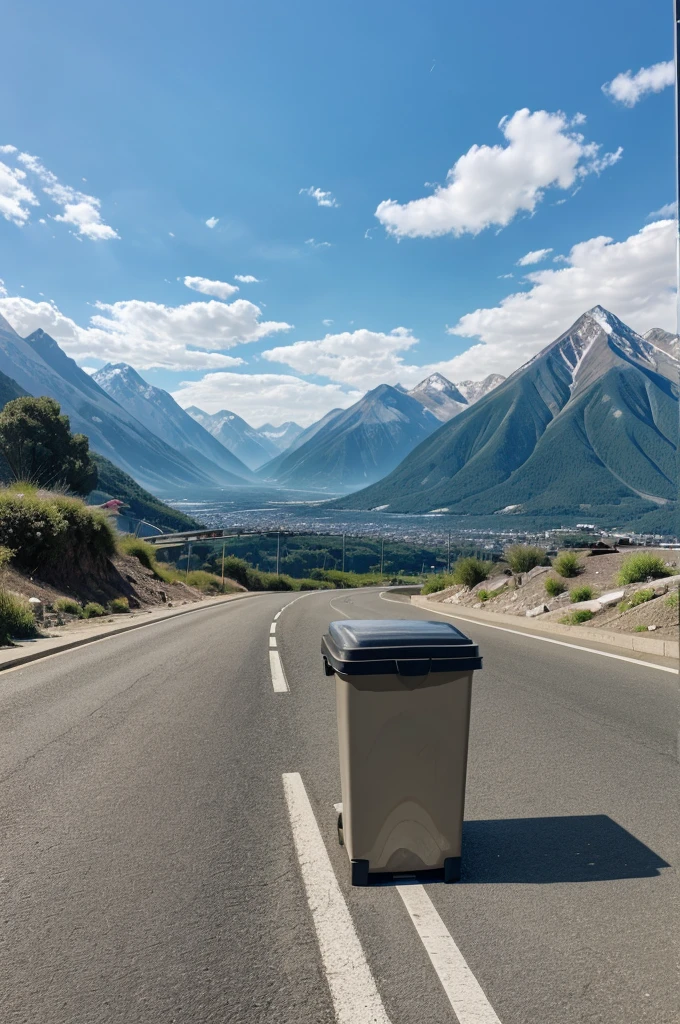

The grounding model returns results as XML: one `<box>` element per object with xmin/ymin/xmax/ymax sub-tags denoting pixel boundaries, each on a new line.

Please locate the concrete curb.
<box><xmin>0</xmin><ymin>591</ymin><xmax>265</xmax><ymax>673</ymax></box>
<box><xmin>409</xmin><ymin>595</ymin><xmax>679</xmax><ymax>660</ymax></box>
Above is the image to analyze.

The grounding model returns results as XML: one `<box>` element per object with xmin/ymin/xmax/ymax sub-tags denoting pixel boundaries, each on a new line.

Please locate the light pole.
<box><xmin>342</xmin><ymin>533</ymin><xmax>346</xmax><ymax>573</ymax></box>
<box><xmin>276</xmin><ymin>530</ymin><xmax>281</xmax><ymax>576</ymax></box>
<box><xmin>380</xmin><ymin>537</ymin><xmax>384</xmax><ymax>576</ymax></box>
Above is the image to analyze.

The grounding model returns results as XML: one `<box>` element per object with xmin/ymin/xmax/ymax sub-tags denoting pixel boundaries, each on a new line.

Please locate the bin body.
<box><xmin>322</xmin><ymin>619</ymin><xmax>482</xmax><ymax>880</ymax></box>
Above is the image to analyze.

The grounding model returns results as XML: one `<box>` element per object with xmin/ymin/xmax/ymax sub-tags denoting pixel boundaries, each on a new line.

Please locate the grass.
<box><xmin>505</xmin><ymin>545</ymin><xmax>546</xmax><ymax>574</ymax></box>
<box><xmin>82</xmin><ymin>602</ymin><xmax>106</xmax><ymax>618</ymax></box>
<box><xmin>421</xmin><ymin>573</ymin><xmax>456</xmax><ymax>595</ymax></box>
<box><xmin>108</xmin><ymin>597</ymin><xmax>130</xmax><ymax>613</ymax></box>
<box><xmin>570</xmin><ymin>584</ymin><xmax>595</xmax><ymax>603</ymax></box>
<box><xmin>559</xmin><ymin>609</ymin><xmax>594</xmax><ymax>625</ymax></box>
<box><xmin>634</xmin><ymin>625</ymin><xmax>649</xmax><ymax>632</ymax></box>
<box><xmin>618</xmin><ymin>588</ymin><xmax>655</xmax><ymax>613</ymax></box>
<box><xmin>665</xmin><ymin>591</ymin><xmax>679</xmax><ymax>608</ymax></box>
<box><xmin>0</xmin><ymin>589</ymin><xmax>37</xmax><ymax>645</ymax></box>
<box><xmin>552</xmin><ymin>552</ymin><xmax>582</xmax><ymax>578</ymax></box>
<box><xmin>617</xmin><ymin>553</ymin><xmax>672</xmax><ymax>586</ymax></box>
<box><xmin>53</xmin><ymin>597</ymin><xmax>82</xmax><ymax>616</ymax></box>
<box><xmin>477</xmin><ymin>589</ymin><xmax>490</xmax><ymax>602</ymax></box>
<box><xmin>545</xmin><ymin>577</ymin><xmax>566</xmax><ymax>597</ymax></box>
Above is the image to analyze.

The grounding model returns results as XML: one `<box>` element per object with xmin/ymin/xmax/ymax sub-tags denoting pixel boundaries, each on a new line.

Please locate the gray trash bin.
<box><xmin>321</xmin><ymin>619</ymin><xmax>482</xmax><ymax>886</ymax></box>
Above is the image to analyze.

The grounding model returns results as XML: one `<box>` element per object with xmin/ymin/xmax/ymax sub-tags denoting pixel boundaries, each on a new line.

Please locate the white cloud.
<box><xmin>299</xmin><ymin>186</ymin><xmax>339</xmax><ymax>208</ymax></box>
<box><xmin>169</xmin><ymin>231</ymin><xmax>175</xmax><ymax>237</ymax></box>
<box><xmin>602</xmin><ymin>60</ymin><xmax>674</xmax><ymax>107</ymax></box>
<box><xmin>375</xmin><ymin>110</ymin><xmax>623</xmax><ymax>238</ymax></box>
<box><xmin>16</xmin><ymin>151</ymin><xmax>118</xmax><ymax>240</ymax></box>
<box><xmin>322</xmin><ymin>318</ymin><xmax>333</xmax><ymax>326</ymax></box>
<box><xmin>0</xmin><ymin>159</ymin><xmax>39</xmax><ymax>225</ymax></box>
<box><xmin>0</xmin><ymin>294</ymin><xmax>292</xmax><ymax>371</ymax></box>
<box><xmin>647</xmin><ymin>200</ymin><xmax>677</xmax><ymax>221</ymax></box>
<box><xmin>80</xmin><ymin>366</ymin><xmax>98</xmax><ymax>375</ymax></box>
<box><xmin>517</xmin><ymin>247</ymin><xmax>553</xmax><ymax>266</ymax></box>
<box><xmin>0</xmin><ymin>145</ymin><xmax>17</xmax><ymax>154</ymax></box>
<box><xmin>264</xmin><ymin>327</ymin><xmax>423</xmax><ymax>389</ymax></box>
<box><xmin>498</xmin><ymin>273</ymin><xmax>514</xmax><ymax>279</ymax></box>
<box><xmin>0</xmin><ymin>279</ymin><xmax>6</xmax><ymax>296</ymax></box>
<box><xmin>172</xmin><ymin>372</ymin><xmax>360</xmax><ymax>427</ymax></box>
<box><xmin>443</xmin><ymin>218</ymin><xmax>676</xmax><ymax>378</ymax></box>
<box><xmin>184</xmin><ymin>275</ymin><xmax>239</xmax><ymax>299</ymax></box>
<box><xmin>205</xmin><ymin>216</ymin><xmax>219</xmax><ymax>228</ymax></box>
<box><xmin>234</xmin><ymin>274</ymin><xmax>259</xmax><ymax>283</ymax></box>
<box><xmin>305</xmin><ymin>238</ymin><xmax>332</xmax><ymax>248</ymax></box>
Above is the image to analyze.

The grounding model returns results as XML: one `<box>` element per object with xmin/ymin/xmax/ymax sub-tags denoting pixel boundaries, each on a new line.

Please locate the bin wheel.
<box><xmin>337</xmin><ymin>812</ymin><xmax>344</xmax><ymax>846</ymax></box>
<box><xmin>351</xmin><ymin>859</ymin><xmax>369</xmax><ymax>887</ymax></box>
<box><xmin>444</xmin><ymin>856</ymin><xmax>461</xmax><ymax>883</ymax></box>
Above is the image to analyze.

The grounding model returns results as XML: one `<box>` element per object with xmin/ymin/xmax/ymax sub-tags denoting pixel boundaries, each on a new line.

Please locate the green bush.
<box><xmin>559</xmin><ymin>609</ymin><xmax>594</xmax><ymax>625</ymax></box>
<box><xmin>53</xmin><ymin>597</ymin><xmax>83</xmax><ymax>616</ymax></box>
<box><xmin>617</xmin><ymin>553</ymin><xmax>672</xmax><ymax>586</ymax></box>
<box><xmin>108</xmin><ymin>597</ymin><xmax>130</xmax><ymax>613</ymax></box>
<box><xmin>452</xmin><ymin>558</ymin><xmax>490</xmax><ymax>589</ymax></box>
<box><xmin>552</xmin><ymin>552</ymin><xmax>581</xmax><ymax>578</ymax></box>
<box><xmin>298</xmin><ymin>579</ymin><xmax>334</xmax><ymax>590</ymax></box>
<box><xmin>634</xmin><ymin>624</ymin><xmax>649</xmax><ymax>632</ymax></box>
<box><xmin>505</xmin><ymin>545</ymin><xmax>546</xmax><ymax>574</ymax></box>
<box><xmin>0</xmin><ymin>486</ymin><xmax>116</xmax><ymax>573</ymax></box>
<box><xmin>665</xmin><ymin>591</ymin><xmax>679</xmax><ymax>608</ymax></box>
<box><xmin>545</xmin><ymin>577</ymin><xmax>566</xmax><ymax>597</ymax></box>
<box><xmin>185</xmin><ymin>570</ymin><xmax>237</xmax><ymax>594</ymax></box>
<box><xmin>0</xmin><ymin>545</ymin><xmax>13</xmax><ymax>569</ymax></box>
<box><xmin>0</xmin><ymin>589</ymin><xmax>37</xmax><ymax>645</ymax></box>
<box><xmin>421</xmin><ymin>574</ymin><xmax>456</xmax><ymax>595</ymax></box>
<box><xmin>118</xmin><ymin>535</ymin><xmax>176</xmax><ymax>582</ymax></box>
<box><xmin>82</xmin><ymin>602</ymin><xmax>106</xmax><ymax>618</ymax></box>
<box><xmin>477</xmin><ymin>589</ymin><xmax>490</xmax><ymax>602</ymax></box>
<box><xmin>570</xmin><ymin>584</ymin><xmax>595</xmax><ymax>603</ymax></box>
<box><xmin>618</xmin><ymin>588</ymin><xmax>655</xmax><ymax>613</ymax></box>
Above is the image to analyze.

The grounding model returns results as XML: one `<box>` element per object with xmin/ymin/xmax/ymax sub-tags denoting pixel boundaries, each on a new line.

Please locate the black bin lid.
<box><xmin>322</xmin><ymin>619</ymin><xmax>481</xmax><ymax>676</ymax></box>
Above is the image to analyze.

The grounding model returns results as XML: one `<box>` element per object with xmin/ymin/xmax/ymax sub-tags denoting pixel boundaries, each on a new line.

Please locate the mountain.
<box><xmin>0</xmin><ymin>316</ymin><xmax>222</xmax><ymax>493</ymax></box>
<box><xmin>408</xmin><ymin>373</ymin><xmax>469</xmax><ymax>421</ymax></box>
<box><xmin>185</xmin><ymin>406</ymin><xmax>278</xmax><ymax>470</ymax></box>
<box><xmin>258</xmin><ymin>421</ymin><xmax>304</xmax><ymax>452</ymax></box>
<box><xmin>0</xmin><ymin>367</ymin><xmax>28</xmax><ymax>407</ymax></box>
<box><xmin>335</xmin><ymin>307</ymin><xmax>678</xmax><ymax>521</ymax></box>
<box><xmin>257</xmin><ymin>384</ymin><xmax>440</xmax><ymax>489</ymax></box>
<box><xmin>456</xmin><ymin>374</ymin><xmax>506</xmax><ymax>404</ymax></box>
<box><xmin>644</xmin><ymin>328</ymin><xmax>680</xmax><ymax>359</ymax></box>
<box><xmin>93</xmin><ymin>364</ymin><xmax>254</xmax><ymax>484</ymax></box>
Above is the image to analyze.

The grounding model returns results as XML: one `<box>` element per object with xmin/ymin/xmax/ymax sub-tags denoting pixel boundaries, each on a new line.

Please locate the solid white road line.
<box><xmin>379</xmin><ymin>592</ymin><xmax>678</xmax><ymax>676</ymax></box>
<box><xmin>269</xmin><ymin>650</ymin><xmax>289</xmax><ymax>692</ymax></box>
<box><xmin>269</xmin><ymin>636</ymin><xmax>277</xmax><ymax>648</ymax></box>
<box><xmin>282</xmin><ymin>773</ymin><xmax>393</xmax><ymax>1024</ymax></box>
<box><xmin>270</xmin><ymin>621</ymin><xmax>277</xmax><ymax>634</ymax></box>
<box><xmin>397</xmin><ymin>885</ymin><xmax>503</xmax><ymax>1024</ymax></box>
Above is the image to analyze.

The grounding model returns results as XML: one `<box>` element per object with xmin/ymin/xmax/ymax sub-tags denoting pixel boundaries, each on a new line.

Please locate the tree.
<box><xmin>0</xmin><ymin>396</ymin><xmax>98</xmax><ymax>495</ymax></box>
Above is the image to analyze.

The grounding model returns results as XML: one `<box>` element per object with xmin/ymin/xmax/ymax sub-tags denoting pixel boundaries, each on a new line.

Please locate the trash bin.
<box><xmin>321</xmin><ymin>619</ymin><xmax>482</xmax><ymax>886</ymax></box>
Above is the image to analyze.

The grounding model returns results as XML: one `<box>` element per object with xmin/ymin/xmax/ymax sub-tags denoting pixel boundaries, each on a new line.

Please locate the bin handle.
<box><xmin>396</xmin><ymin>659</ymin><xmax>431</xmax><ymax>677</ymax></box>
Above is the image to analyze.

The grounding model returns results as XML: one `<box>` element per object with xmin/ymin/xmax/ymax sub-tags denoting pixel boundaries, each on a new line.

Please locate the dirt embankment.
<box><xmin>430</xmin><ymin>548</ymin><xmax>680</xmax><ymax>640</ymax></box>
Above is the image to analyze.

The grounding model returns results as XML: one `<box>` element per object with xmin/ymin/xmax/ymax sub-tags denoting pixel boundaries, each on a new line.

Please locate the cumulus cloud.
<box><xmin>264</xmin><ymin>327</ymin><xmax>424</xmax><ymax>389</ymax></box>
<box><xmin>375</xmin><ymin>110</ymin><xmax>623</xmax><ymax>238</ymax></box>
<box><xmin>172</xmin><ymin>372</ymin><xmax>360</xmax><ymax>427</ymax></box>
<box><xmin>443</xmin><ymin>218</ymin><xmax>676</xmax><ymax>378</ymax></box>
<box><xmin>0</xmin><ymin>294</ymin><xmax>292</xmax><ymax>371</ymax></box>
<box><xmin>299</xmin><ymin>186</ymin><xmax>339</xmax><ymax>208</ymax></box>
<box><xmin>517</xmin><ymin>247</ymin><xmax>553</xmax><ymax>266</ymax></box>
<box><xmin>15</xmin><ymin>151</ymin><xmax>119</xmax><ymax>240</ymax></box>
<box><xmin>602</xmin><ymin>61</ymin><xmax>674</xmax><ymax>107</ymax></box>
<box><xmin>0</xmin><ymin>159</ymin><xmax>39</xmax><ymax>225</ymax></box>
<box><xmin>647</xmin><ymin>200</ymin><xmax>677</xmax><ymax>221</ymax></box>
<box><xmin>234</xmin><ymin>274</ymin><xmax>259</xmax><ymax>283</ymax></box>
<box><xmin>184</xmin><ymin>275</ymin><xmax>239</xmax><ymax>299</ymax></box>
<box><xmin>205</xmin><ymin>216</ymin><xmax>219</xmax><ymax>228</ymax></box>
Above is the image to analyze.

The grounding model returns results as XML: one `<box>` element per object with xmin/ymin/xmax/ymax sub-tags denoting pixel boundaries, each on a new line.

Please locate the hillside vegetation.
<box><xmin>89</xmin><ymin>454</ymin><xmax>203</xmax><ymax>532</ymax></box>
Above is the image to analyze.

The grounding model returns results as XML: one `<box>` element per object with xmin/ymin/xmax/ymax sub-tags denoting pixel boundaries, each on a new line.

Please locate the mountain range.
<box><xmin>335</xmin><ymin>307</ymin><xmax>678</xmax><ymax>526</ymax></box>
<box><xmin>184</xmin><ymin>406</ymin><xmax>293</xmax><ymax>470</ymax></box>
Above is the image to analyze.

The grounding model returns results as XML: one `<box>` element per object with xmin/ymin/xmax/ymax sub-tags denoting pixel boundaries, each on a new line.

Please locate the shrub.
<box><xmin>504</xmin><ymin>545</ymin><xmax>546</xmax><ymax>575</ymax></box>
<box><xmin>109</xmin><ymin>597</ymin><xmax>130</xmax><ymax>613</ymax></box>
<box><xmin>53</xmin><ymin>597</ymin><xmax>83</xmax><ymax>616</ymax></box>
<box><xmin>452</xmin><ymin>558</ymin><xmax>490</xmax><ymax>589</ymax></box>
<box><xmin>570</xmin><ymin>584</ymin><xmax>595</xmax><ymax>603</ymax></box>
<box><xmin>0</xmin><ymin>589</ymin><xmax>37</xmax><ymax>645</ymax></box>
<box><xmin>82</xmin><ymin>602</ymin><xmax>106</xmax><ymax>618</ymax></box>
<box><xmin>118</xmin><ymin>535</ymin><xmax>176</xmax><ymax>582</ymax></box>
<box><xmin>665</xmin><ymin>591</ymin><xmax>679</xmax><ymax>608</ymax></box>
<box><xmin>0</xmin><ymin>395</ymin><xmax>97</xmax><ymax>494</ymax></box>
<box><xmin>552</xmin><ymin>552</ymin><xmax>581</xmax><ymax>578</ymax></box>
<box><xmin>298</xmin><ymin>579</ymin><xmax>334</xmax><ymax>590</ymax></box>
<box><xmin>421</xmin><ymin>574</ymin><xmax>456</xmax><ymax>595</ymax></box>
<box><xmin>618</xmin><ymin>588</ymin><xmax>655</xmax><ymax>613</ymax></box>
<box><xmin>617</xmin><ymin>553</ymin><xmax>672</xmax><ymax>586</ymax></box>
<box><xmin>634</xmin><ymin>625</ymin><xmax>649</xmax><ymax>632</ymax></box>
<box><xmin>559</xmin><ymin>609</ymin><xmax>594</xmax><ymax>625</ymax></box>
<box><xmin>0</xmin><ymin>545</ymin><xmax>13</xmax><ymax>569</ymax></box>
<box><xmin>545</xmin><ymin>577</ymin><xmax>566</xmax><ymax>597</ymax></box>
<box><xmin>477</xmin><ymin>589</ymin><xmax>490</xmax><ymax>602</ymax></box>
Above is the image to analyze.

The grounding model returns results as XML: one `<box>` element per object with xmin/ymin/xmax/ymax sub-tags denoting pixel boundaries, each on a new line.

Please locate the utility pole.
<box><xmin>447</xmin><ymin>531</ymin><xmax>451</xmax><ymax>573</ymax></box>
<box><xmin>675</xmin><ymin>0</ymin><xmax>680</xmax><ymax>659</ymax></box>
<box><xmin>342</xmin><ymin>533</ymin><xmax>346</xmax><ymax>573</ymax></box>
<box><xmin>380</xmin><ymin>537</ymin><xmax>384</xmax><ymax>576</ymax></box>
<box><xmin>221</xmin><ymin>540</ymin><xmax>226</xmax><ymax>586</ymax></box>
<box><xmin>186</xmin><ymin>542</ymin><xmax>192</xmax><ymax>581</ymax></box>
<box><xmin>276</xmin><ymin>530</ymin><xmax>281</xmax><ymax>576</ymax></box>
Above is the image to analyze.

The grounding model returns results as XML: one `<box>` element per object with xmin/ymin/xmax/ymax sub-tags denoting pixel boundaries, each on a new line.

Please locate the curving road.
<box><xmin>1</xmin><ymin>587</ymin><xmax>678</xmax><ymax>1023</ymax></box>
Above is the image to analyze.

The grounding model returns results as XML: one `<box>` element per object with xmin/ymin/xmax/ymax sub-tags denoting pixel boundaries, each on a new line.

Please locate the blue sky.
<box><xmin>0</xmin><ymin>0</ymin><xmax>676</xmax><ymax>424</ymax></box>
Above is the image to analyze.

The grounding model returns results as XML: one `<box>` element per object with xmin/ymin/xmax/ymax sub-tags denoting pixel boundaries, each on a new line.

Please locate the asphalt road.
<box><xmin>1</xmin><ymin>588</ymin><xmax>678</xmax><ymax>1023</ymax></box>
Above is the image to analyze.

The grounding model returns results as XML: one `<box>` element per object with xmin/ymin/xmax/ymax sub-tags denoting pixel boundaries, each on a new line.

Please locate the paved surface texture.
<box><xmin>1</xmin><ymin>587</ymin><xmax>678</xmax><ymax>1023</ymax></box>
